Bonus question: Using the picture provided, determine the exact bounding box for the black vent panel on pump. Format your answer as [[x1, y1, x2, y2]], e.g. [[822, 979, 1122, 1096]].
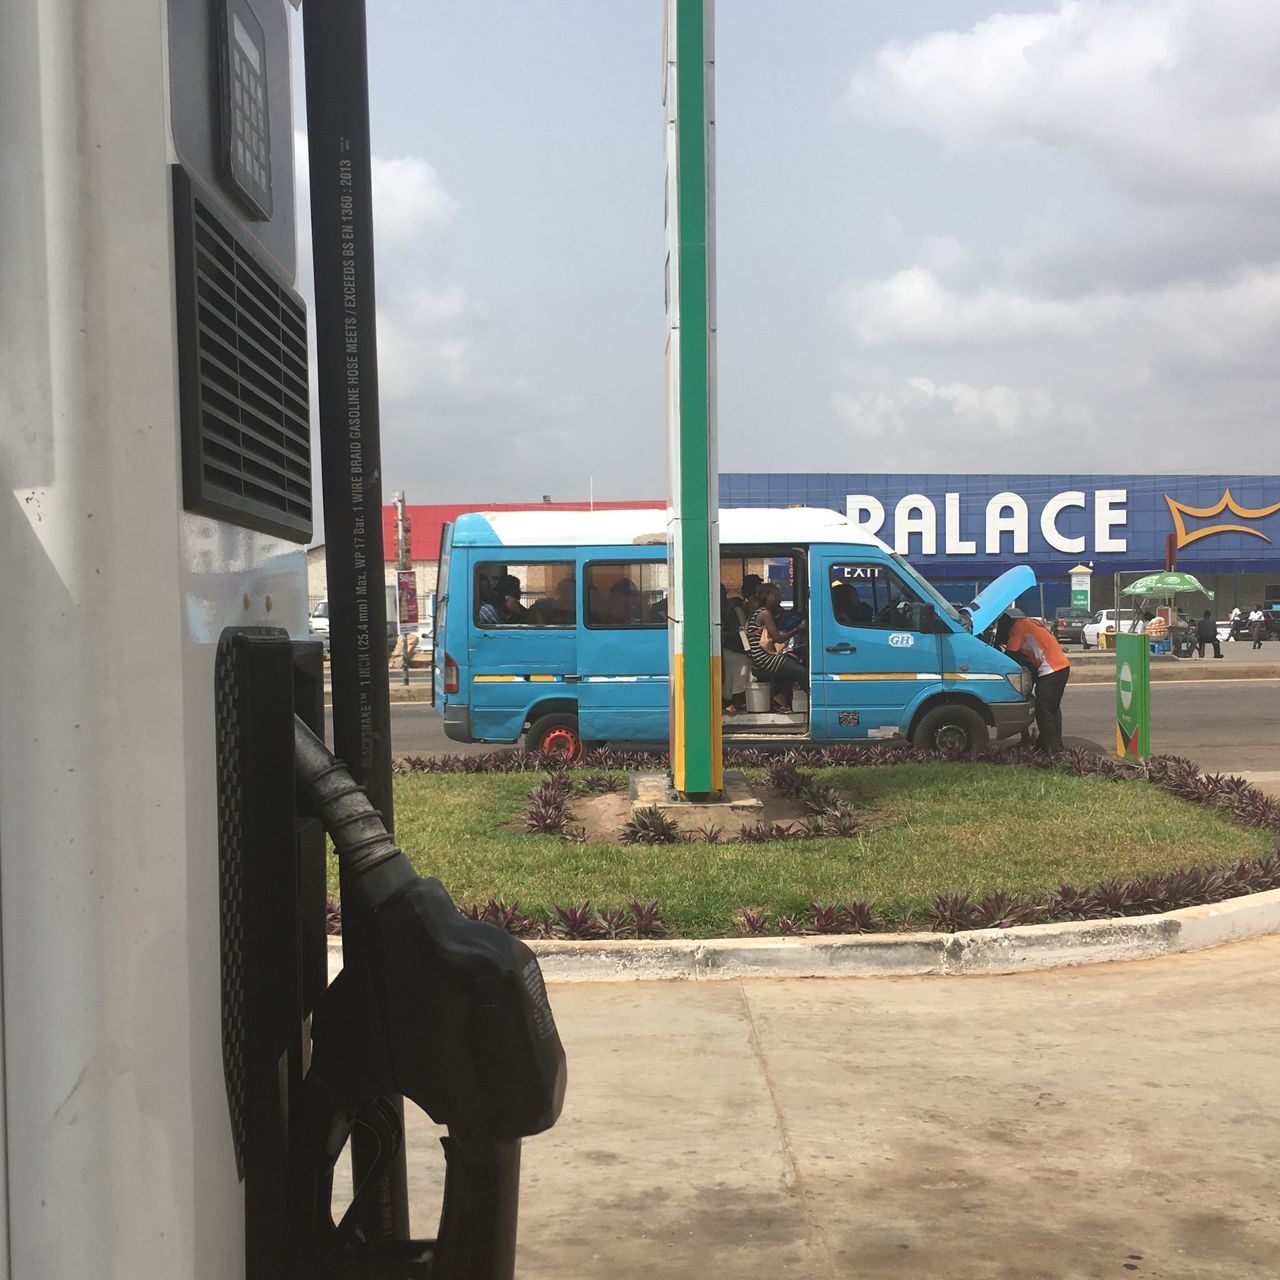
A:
[[172, 165, 311, 543]]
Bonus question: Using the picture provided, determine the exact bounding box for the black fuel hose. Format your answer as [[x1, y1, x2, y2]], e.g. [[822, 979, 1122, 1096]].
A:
[[293, 716, 414, 918]]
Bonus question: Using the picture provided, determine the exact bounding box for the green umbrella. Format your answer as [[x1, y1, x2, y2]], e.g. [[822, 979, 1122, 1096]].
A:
[[1121, 571, 1214, 599]]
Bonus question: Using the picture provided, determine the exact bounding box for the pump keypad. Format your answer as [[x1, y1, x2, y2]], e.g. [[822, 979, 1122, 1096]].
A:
[[221, 1, 273, 220]]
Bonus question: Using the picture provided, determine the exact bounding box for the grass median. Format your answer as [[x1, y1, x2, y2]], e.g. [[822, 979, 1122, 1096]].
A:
[[335, 763, 1273, 938]]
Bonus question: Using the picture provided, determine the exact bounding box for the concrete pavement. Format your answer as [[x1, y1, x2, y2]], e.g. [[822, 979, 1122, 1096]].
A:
[[397, 935, 1280, 1278], [1067, 643, 1280, 684]]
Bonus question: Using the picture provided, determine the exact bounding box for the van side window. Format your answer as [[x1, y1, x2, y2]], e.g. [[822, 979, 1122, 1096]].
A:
[[585, 561, 669, 628], [474, 561, 576, 628], [829, 563, 926, 631]]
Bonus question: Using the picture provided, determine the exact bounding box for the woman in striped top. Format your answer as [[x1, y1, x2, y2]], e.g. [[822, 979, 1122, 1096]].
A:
[[746, 584, 808, 712]]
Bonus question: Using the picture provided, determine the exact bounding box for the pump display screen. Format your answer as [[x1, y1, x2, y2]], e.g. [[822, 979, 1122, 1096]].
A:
[[219, 0, 273, 220]]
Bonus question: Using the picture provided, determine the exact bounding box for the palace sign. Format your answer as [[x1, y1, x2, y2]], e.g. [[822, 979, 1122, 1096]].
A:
[[845, 487, 1128, 558], [719, 475, 1280, 569]]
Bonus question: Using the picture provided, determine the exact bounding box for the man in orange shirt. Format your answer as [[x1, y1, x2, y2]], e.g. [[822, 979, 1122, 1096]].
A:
[[995, 613, 1071, 753]]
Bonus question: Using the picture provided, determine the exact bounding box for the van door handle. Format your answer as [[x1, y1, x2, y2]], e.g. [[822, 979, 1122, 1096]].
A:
[[825, 643, 856, 654], [563, 674, 582, 682]]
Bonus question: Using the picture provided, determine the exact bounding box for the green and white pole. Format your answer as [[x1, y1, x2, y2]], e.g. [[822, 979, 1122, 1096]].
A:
[[663, 0, 722, 797]]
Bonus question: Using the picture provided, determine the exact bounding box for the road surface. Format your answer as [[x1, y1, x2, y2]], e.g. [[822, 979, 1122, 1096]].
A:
[[326, 675, 1280, 773], [396, 935, 1280, 1279]]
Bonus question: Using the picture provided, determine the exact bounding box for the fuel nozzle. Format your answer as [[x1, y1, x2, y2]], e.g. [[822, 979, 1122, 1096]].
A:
[[293, 718, 566, 1276], [293, 714, 566, 1143]]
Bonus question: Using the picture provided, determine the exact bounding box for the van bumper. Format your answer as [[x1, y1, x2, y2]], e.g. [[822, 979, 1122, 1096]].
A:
[[991, 698, 1036, 740], [441, 703, 474, 743]]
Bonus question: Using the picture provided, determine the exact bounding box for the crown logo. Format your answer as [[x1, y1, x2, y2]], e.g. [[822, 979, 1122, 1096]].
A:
[[1165, 489, 1280, 549]]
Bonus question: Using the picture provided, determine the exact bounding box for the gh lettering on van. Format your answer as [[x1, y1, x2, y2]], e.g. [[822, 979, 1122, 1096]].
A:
[[846, 490, 1128, 559]]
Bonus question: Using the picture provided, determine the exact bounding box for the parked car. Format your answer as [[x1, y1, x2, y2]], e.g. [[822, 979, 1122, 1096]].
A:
[[1081, 608, 1146, 649], [308, 600, 330, 636], [1051, 606, 1092, 646], [400, 621, 434, 656]]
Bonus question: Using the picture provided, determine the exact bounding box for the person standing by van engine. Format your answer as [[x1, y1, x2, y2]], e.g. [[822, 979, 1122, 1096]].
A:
[[995, 613, 1071, 753]]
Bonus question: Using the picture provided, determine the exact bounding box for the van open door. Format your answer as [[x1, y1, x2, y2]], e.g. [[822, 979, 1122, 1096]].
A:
[[432, 521, 454, 714], [719, 546, 810, 738]]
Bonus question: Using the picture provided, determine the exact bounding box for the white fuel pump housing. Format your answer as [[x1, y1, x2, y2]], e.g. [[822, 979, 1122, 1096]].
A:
[[0, 0, 307, 1274]]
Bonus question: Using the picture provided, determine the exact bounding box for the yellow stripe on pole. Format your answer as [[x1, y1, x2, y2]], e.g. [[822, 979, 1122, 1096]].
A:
[[709, 656, 723, 792], [672, 651, 687, 790]]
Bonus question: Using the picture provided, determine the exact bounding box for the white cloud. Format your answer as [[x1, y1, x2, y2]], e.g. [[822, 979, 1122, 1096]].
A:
[[837, 266, 1115, 347], [848, 0, 1280, 206], [368, 154, 457, 252], [838, 261, 1280, 364], [826, 2, 1280, 474], [292, 132, 578, 499], [834, 376, 1094, 445]]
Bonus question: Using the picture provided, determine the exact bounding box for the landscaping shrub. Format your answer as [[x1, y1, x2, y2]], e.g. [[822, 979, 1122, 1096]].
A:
[[925, 891, 981, 933], [973, 889, 1038, 929], [626, 897, 667, 939], [735, 907, 769, 935], [808, 902, 842, 934], [766, 760, 815, 798], [524, 779, 569, 834], [553, 901, 602, 940], [842, 900, 882, 934], [482, 898, 535, 937], [594, 907, 631, 939], [620, 805, 681, 845]]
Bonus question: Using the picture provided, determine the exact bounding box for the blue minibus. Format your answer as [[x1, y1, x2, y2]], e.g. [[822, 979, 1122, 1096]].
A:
[[433, 508, 1036, 760]]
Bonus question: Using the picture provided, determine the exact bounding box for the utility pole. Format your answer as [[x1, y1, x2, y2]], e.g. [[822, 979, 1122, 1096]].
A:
[[663, 0, 723, 798], [395, 490, 411, 687]]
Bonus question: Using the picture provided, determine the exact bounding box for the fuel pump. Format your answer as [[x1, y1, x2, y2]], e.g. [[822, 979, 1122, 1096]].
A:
[[1, 0, 565, 1275]]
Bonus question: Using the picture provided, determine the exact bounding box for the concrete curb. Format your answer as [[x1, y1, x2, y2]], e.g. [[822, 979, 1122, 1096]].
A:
[[1070, 663, 1280, 685], [326, 888, 1280, 984]]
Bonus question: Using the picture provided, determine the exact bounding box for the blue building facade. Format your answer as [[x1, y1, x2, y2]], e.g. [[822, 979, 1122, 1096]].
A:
[[719, 474, 1280, 614]]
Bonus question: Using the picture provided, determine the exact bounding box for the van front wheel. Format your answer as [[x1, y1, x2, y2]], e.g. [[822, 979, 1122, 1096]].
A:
[[911, 704, 987, 757], [526, 713, 584, 764]]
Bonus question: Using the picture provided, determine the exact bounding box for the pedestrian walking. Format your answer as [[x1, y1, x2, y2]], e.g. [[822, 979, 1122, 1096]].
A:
[[1228, 605, 1242, 641], [1195, 610, 1222, 658], [1249, 605, 1266, 650], [995, 613, 1071, 754]]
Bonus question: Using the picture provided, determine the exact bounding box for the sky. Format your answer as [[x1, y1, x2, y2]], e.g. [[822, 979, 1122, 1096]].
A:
[[289, 0, 1280, 507]]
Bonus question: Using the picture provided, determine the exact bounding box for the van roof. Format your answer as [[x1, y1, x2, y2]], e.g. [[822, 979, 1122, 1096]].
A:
[[451, 507, 887, 550]]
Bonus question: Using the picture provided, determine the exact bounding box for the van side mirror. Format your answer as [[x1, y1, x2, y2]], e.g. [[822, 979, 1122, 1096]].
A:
[[913, 603, 949, 634]]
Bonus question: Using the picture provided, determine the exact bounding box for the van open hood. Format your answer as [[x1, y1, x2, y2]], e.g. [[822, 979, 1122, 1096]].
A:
[[964, 565, 1037, 635]]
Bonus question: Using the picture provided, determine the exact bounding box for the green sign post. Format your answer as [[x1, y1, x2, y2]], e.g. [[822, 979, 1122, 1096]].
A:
[[1070, 564, 1092, 611], [1115, 632, 1151, 761], [663, 0, 722, 797]]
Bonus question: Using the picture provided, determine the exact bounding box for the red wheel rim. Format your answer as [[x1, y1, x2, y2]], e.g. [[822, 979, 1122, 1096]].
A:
[[539, 726, 582, 762]]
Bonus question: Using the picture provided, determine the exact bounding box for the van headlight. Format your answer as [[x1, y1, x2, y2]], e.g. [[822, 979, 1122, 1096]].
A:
[[1006, 669, 1034, 697]]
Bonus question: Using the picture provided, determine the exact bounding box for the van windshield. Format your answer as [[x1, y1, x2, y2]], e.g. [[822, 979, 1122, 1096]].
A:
[[888, 553, 963, 626]]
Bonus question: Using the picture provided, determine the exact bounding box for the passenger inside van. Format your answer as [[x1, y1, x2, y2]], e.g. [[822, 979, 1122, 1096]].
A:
[[476, 575, 503, 627], [721, 583, 749, 712], [832, 580, 872, 627], [747, 583, 808, 712], [496, 574, 528, 623], [529, 577, 576, 626]]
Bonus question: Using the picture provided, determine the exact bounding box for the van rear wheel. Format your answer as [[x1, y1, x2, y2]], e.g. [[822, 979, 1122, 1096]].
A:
[[526, 713, 584, 764], [911, 704, 987, 757]]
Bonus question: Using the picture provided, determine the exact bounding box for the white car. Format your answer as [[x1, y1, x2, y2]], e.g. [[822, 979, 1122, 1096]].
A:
[[1081, 608, 1146, 649], [308, 600, 330, 636], [400, 622, 434, 656]]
